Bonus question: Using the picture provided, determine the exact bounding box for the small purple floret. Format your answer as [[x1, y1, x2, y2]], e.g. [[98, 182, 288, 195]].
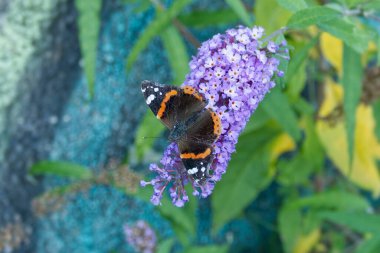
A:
[[124, 220, 157, 253]]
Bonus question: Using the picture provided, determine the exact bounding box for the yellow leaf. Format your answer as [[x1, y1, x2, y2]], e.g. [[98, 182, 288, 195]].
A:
[[316, 79, 380, 196], [320, 32, 343, 75], [369, 41, 377, 52], [293, 229, 320, 253], [269, 133, 296, 176]]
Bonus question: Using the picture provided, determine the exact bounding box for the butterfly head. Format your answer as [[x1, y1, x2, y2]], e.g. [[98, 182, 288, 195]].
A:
[[168, 123, 186, 142]]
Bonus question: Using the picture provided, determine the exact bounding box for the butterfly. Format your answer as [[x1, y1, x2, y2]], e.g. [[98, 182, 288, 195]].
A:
[[141, 80, 221, 185]]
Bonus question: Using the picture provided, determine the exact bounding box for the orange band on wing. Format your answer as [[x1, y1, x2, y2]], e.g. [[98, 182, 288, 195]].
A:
[[210, 110, 222, 136], [157, 90, 178, 119], [180, 148, 211, 159], [183, 85, 203, 101]]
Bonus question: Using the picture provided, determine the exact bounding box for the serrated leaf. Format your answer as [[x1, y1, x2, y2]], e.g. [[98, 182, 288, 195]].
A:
[[185, 245, 229, 253], [342, 44, 362, 169], [318, 18, 373, 53], [75, 0, 102, 98], [161, 25, 189, 84], [276, 0, 308, 12], [30, 161, 93, 180], [287, 6, 341, 29], [126, 0, 191, 70], [262, 86, 301, 141], [225, 0, 252, 27], [212, 127, 280, 232], [320, 211, 380, 234], [157, 238, 175, 253], [178, 9, 239, 28]]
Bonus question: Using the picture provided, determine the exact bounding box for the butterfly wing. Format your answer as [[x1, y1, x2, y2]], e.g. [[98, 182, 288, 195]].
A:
[[142, 80, 221, 184], [178, 109, 222, 184], [141, 81, 206, 129]]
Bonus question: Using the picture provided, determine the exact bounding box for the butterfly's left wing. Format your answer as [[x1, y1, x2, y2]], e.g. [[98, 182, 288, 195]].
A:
[[141, 80, 205, 129], [178, 109, 222, 184]]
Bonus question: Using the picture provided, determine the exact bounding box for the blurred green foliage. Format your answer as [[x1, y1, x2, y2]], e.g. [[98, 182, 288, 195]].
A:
[[33, 0, 380, 252]]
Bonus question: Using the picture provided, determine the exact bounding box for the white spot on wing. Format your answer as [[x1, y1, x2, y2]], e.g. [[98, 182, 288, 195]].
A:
[[146, 94, 155, 105], [188, 167, 198, 175], [201, 167, 206, 172], [154, 88, 159, 92]]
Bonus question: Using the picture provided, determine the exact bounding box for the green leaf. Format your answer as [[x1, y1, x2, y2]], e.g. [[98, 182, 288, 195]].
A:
[[75, 0, 102, 98], [160, 25, 189, 84], [342, 44, 362, 169], [274, 34, 290, 88], [255, 0, 292, 34], [302, 116, 324, 169], [126, 0, 191, 70], [287, 6, 341, 29], [279, 202, 303, 253], [184, 245, 229, 253], [178, 9, 239, 28], [373, 99, 380, 140], [277, 116, 323, 185], [276, 0, 307, 12], [262, 86, 301, 141], [157, 238, 175, 253], [362, 1, 380, 11], [320, 211, 380, 234], [318, 18, 373, 53], [377, 34, 380, 66], [135, 111, 166, 161], [285, 36, 318, 83], [356, 236, 380, 253], [212, 127, 280, 232], [290, 191, 370, 211], [344, 0, 370, 8], [30, 161, 93, 180], [225, 0, 252, 27], [242, 106, 272, 134]]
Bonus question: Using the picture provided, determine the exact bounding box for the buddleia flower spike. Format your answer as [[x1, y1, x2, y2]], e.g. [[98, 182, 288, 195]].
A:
[[141, 25, 288, 207]]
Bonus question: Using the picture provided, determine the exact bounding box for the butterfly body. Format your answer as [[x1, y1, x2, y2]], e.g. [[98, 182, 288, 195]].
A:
[[141, 80, 221, 185]]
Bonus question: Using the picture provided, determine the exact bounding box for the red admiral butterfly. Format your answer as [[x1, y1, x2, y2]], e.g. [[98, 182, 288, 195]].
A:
[[141, 80, 221, 185]]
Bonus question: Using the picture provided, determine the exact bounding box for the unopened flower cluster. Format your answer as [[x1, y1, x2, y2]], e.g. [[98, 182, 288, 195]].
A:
[[142, 26, 287, 207], [124, 220, 157, 253]]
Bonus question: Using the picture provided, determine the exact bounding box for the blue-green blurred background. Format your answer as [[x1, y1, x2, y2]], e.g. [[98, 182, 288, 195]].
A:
[[1, 0, 380, 252]]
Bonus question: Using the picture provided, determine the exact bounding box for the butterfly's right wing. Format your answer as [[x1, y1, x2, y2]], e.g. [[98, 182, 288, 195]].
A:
[[141, 81, 206, 129], [177, 109, 222, 184]]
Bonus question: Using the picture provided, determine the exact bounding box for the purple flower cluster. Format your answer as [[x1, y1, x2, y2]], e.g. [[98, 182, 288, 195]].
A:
[[141, 26, 287, 207], [123, 220, 157, 253]]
